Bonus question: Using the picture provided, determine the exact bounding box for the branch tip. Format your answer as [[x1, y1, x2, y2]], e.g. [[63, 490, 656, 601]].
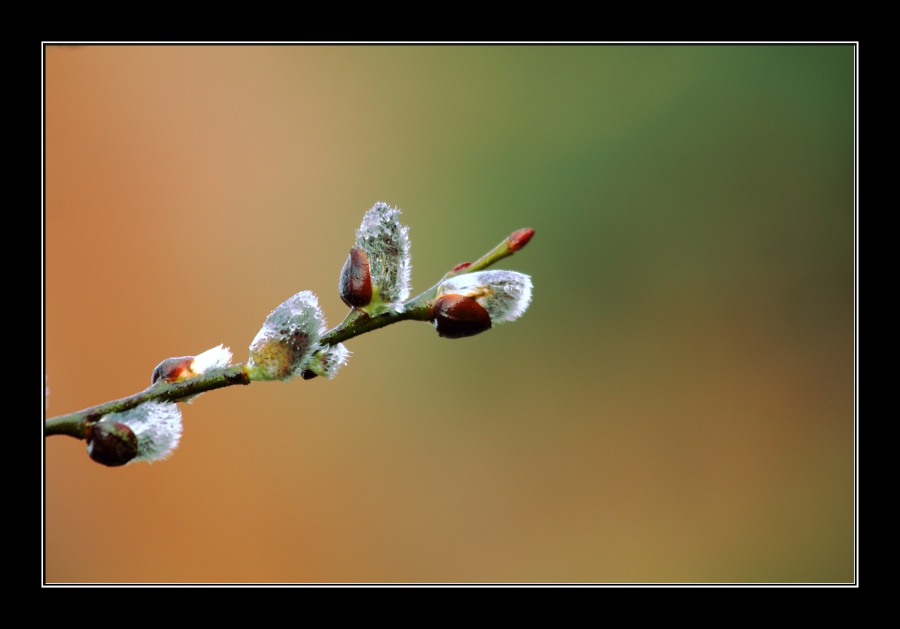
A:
[[507, 228, 534, 252]]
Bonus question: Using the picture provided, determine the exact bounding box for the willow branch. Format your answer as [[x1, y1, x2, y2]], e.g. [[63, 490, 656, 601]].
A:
[[44, 365, 250, 438], [45, 229, 532, 441]]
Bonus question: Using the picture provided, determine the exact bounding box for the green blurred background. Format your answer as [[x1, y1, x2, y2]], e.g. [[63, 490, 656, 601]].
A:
[[44, 45, 854, 583]]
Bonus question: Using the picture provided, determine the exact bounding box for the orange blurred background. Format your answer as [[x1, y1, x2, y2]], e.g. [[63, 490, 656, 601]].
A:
[[45, 45, 854, 583]]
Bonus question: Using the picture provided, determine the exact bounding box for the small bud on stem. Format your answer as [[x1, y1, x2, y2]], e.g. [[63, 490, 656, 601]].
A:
[[507, 228, 535, 252], [86, 422, 139, 467], [305, 344, 351, 379], [444, 228, 534, 278], [151, 357, 194, 384], [151, 345, 233, 384], [339, 247, 373, 308]]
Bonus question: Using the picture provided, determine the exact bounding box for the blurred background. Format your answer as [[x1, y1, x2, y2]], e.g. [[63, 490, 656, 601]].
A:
[[44, 45, 854, 583]]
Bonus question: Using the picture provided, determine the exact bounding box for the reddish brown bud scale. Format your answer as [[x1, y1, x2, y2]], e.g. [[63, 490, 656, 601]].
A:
[[86, 422, 139, 467], [151, 356, 195, 384], [431, 294, 492, 339], [452, 262, 472, 272], [339, 247, 373, 308], [507, 228, 534, 252]]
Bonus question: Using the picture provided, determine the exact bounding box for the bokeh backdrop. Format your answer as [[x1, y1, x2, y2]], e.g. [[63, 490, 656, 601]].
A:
[[44, 45, 854, 583]]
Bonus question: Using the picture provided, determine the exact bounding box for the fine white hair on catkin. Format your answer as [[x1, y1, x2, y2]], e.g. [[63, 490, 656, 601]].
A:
[[313, 343, 351, 379], [101, 402, 183, 463], [248, 291, 327, 381], [437, 270, 533, 323], [190, 344, 233, 374], [355, 202, 411, 313]]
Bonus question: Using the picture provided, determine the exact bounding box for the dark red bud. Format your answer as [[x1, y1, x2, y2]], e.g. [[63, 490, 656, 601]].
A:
[[431, 294, 492, 339], [507, 228, 534, 252], [452, 262, 472, 272], [300, 369, 318, 380], [151, 356, 195, 384], [86, 422, 139, 467], [339, 247, 373, 309]]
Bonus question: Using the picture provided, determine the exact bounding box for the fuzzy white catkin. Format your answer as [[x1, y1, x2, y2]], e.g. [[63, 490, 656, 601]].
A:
[[100, 402, 183, 463], [355, 202, 411, 313], [190, 344, 232, 374], [247, 291, 327, 381], [437, 270, 533, 323], [309, 343, 351, 379]]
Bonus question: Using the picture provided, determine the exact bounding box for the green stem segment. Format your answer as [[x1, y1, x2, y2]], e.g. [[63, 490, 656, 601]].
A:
[[461, 236, 518, 275], [45, 229, 532, 441], [45, 364, 250, 439]]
